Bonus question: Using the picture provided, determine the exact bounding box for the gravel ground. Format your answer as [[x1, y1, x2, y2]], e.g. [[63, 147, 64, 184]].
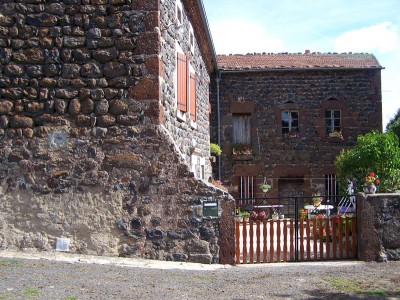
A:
[[1, 250, 400, 300]]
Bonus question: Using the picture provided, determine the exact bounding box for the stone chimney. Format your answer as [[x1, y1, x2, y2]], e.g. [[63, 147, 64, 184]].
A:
[[304, 49, 311, 55]]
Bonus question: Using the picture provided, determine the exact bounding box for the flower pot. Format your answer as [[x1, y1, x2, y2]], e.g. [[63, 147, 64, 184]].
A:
[[364, 184, 377, 194], [313, 198, 322, 207], [272, 215, 279, 221], [279, 214, 284, 219], [235, 215, 243, 222], [262, 188, 269, 193]]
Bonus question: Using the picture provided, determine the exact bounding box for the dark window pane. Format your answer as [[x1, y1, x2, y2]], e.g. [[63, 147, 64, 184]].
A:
[[325, 111, 331, 118]]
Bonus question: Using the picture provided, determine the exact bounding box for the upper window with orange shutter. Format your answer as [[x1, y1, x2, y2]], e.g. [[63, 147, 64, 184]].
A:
[[189, 71, 196, 121], [177, 52, 188, 112]]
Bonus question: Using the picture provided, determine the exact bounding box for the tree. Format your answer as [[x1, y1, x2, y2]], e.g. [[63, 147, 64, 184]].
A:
[[386, 108, 400, 141], [335, 131, 400, 192]]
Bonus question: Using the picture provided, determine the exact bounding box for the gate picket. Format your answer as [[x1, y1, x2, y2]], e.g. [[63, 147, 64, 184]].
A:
[[234, 213, 357, 264], [283, 220, 288, 262]]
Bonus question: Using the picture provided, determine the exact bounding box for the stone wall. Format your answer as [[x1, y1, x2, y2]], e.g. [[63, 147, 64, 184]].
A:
[[0, 0, 235, 264], [210, 69, 382, 197], [160, 0, 213, 181], [357, 193, 400, 261]]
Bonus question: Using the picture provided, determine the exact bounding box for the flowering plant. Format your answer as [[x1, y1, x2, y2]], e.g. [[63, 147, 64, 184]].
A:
[[232, 143, 253, 155], [365, 172, 380, 186], [286, 130, 300, 139], [328, 130, 344, 140], [250, 210, 267, 220]]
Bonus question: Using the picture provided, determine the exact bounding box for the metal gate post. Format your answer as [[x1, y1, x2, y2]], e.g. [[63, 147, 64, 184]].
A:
[[294, 196, 299, 261]]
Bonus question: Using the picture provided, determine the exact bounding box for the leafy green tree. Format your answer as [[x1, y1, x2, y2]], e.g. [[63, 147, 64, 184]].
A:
[[386, 108, 400, 140], [335, 131, 400, 192]]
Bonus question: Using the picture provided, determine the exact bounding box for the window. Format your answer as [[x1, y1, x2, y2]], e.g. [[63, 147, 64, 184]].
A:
[[189, 71, 196, 121], [176, 0, 183, 25], [232, 114, 251, 145], [325, 174, 339, 196], [281, 110, 299, 135], [325, 110, 341, 136], [189, 26, 194, 53], [177, 52, 188, 112], [239, 176, 254, 201]]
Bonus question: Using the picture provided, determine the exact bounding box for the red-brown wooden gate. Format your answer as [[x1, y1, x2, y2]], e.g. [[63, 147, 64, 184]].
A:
[[235, 216, 357, 264]]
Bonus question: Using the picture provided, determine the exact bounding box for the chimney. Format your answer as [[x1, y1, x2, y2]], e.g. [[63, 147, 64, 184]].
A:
[[305, 49, 311, 55]]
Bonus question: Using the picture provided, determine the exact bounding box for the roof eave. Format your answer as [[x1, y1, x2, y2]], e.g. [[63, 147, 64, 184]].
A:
[[219, 66, 385, 73]]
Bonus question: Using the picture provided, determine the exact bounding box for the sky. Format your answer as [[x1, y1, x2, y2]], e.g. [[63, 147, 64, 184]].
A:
[[202, 0, 400, 129]]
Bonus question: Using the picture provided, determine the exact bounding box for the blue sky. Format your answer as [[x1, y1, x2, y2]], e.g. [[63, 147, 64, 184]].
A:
[[202, 0, 400, 129]]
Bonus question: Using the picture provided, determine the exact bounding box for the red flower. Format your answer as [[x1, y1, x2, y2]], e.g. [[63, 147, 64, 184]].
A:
[[370, 173, 375, 177], [376, 179, 380, 184]]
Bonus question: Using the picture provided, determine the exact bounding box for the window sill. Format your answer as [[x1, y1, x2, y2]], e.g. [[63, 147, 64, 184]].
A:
[[232, 154, 253, 161], [321, 136, 345, 142], [177, 110, 187, 122]]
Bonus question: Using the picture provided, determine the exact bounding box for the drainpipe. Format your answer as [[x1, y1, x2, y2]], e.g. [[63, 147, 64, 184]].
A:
[[216, 71, 221, 180]]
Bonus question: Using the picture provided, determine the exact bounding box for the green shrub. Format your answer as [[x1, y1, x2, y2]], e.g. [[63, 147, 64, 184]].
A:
[[210, 143, 222, 156], [335, 131, 400, 192]]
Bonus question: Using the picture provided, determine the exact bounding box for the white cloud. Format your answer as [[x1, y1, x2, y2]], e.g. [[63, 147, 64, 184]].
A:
[[209, 19, 285, 55], [334, 22, 399, 54]]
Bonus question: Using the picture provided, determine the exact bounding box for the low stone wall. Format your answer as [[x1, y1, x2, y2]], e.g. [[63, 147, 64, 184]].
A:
[[357, 193, 400, 261]]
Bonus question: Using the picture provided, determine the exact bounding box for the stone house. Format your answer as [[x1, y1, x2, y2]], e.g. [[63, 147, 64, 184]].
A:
[[210, 52, 383, 210], [0, 0, 235, 264]]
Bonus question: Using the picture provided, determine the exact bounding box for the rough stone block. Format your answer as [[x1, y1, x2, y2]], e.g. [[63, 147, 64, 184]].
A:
[[0, 101, 13, 115], [97, 114, 116, 127], [92, 48, 118, 63], [26, 13, 58, 27], [81, 62, 103, 78], [103, 62, 127, 78], [109, 99, 128, 115], [129, 77, 159, 100], [10, 116, 34, 128]]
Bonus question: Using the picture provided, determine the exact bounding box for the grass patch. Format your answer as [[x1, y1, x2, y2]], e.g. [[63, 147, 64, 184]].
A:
[[64, 297, 78, 300], [323, 277, 388, 296], [0, 294, 14, 300], [0, 259, 22, 267], [24, 288, 39, 297]]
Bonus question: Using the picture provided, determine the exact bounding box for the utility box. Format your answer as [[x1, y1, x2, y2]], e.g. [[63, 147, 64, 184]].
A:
[[203, 201, 219, 217]]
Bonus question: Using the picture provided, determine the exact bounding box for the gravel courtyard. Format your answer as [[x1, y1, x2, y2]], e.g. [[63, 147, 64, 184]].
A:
[[1, 250, 400, 300]]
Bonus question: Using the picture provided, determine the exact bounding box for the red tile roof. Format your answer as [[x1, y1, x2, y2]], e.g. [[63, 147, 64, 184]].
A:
[[217, 52, 382, 70]]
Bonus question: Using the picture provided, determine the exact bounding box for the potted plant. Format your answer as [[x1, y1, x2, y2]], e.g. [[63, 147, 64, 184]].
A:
[[210, 143, 222, 156], [235, 207, 250, 222], [312, 192, 322, 207], [232, 143, 253, 155], [328, 130, 344, 140], [364, 172, 380, 194], [260, 182, 271, 193], [271, 209, 279, 221]]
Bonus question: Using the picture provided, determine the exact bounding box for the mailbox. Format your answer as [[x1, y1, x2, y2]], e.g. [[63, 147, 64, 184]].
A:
[[203, 201, 219, 217]]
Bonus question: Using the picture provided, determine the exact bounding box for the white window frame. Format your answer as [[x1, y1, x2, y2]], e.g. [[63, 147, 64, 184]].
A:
[[325, 110, 341, 135], [189, 24, 195, 54], [281, 110, 299, 135], [176, 0, 183, 25]]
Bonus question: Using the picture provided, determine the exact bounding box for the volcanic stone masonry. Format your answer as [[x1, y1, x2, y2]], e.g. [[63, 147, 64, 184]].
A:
[[0, 0, 235, 264]]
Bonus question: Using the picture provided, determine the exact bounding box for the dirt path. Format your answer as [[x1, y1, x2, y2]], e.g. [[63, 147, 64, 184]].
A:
[[1, 250, 400, 299]]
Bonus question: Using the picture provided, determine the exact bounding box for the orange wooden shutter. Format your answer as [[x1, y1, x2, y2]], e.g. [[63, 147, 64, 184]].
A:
[[177, 53, 188, 112], [190, 72, 196, 121]]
